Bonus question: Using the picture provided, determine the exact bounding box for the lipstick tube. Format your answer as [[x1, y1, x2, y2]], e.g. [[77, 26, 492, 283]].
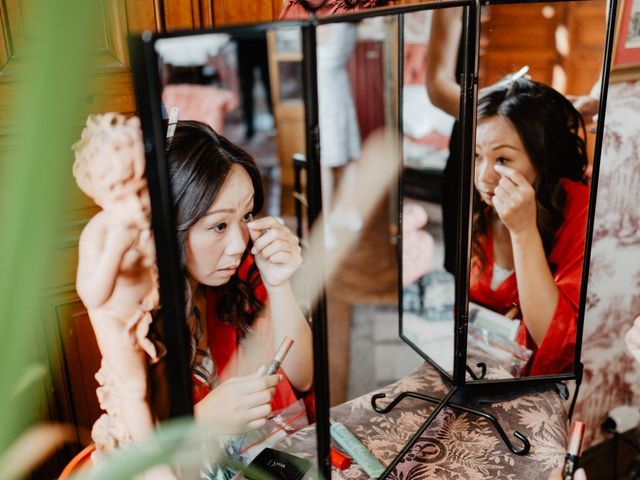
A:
[[264, 337, 294, 376], [563, 421, 586, 480]]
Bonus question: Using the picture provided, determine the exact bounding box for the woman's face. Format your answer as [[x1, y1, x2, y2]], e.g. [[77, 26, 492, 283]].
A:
[[474, 115, 538, 207], [185, 164, 254, 287]]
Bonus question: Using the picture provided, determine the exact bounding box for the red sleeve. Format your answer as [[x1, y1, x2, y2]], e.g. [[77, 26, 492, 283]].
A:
[[521, 180, 589, 375]]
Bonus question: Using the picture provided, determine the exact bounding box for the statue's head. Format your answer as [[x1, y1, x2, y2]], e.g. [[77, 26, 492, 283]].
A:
[[72, 113, 150, 228]]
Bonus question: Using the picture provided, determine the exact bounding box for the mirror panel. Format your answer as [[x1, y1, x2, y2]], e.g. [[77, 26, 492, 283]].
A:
[[322, 5, 471, 406], [318, 12, 428, 407], [147, 26, 321, 474], [399, 8, 463, 377], [156, 28, 305, 219], [466, 0, 608, 380]]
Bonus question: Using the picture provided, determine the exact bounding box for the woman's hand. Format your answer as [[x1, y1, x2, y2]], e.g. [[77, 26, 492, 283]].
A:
[[626, 315, 640, 364], [248, 216, 302, 288], [493, 164, 537, 236], [567, 94, 599, 123], [194, 368, 281, 434]]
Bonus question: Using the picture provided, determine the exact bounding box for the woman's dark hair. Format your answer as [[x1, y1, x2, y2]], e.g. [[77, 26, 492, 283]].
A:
[[166, 120, 265, 331], [472, 78, 588, 272]]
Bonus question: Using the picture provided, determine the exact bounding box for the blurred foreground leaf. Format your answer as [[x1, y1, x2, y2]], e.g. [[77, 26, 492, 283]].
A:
[[78, 418, 196, 480], [0, 0, 99, 468], [0, 424, 73, 479]]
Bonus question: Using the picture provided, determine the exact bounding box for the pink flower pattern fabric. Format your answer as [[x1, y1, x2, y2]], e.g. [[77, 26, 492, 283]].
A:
[[572, 80, 640, 449]]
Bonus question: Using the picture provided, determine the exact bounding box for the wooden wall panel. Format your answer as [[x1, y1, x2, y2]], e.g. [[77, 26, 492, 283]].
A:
[[480, 3, 561, 88], [213, 0, 275, 26], [163, 0, 199, 31], [482, 50, 557, 86], [40, 292, 102, 447], [200, 0, 214, 27], [56, 302, 103, 437], [480, 1, 606, 96], [161, 0, 215, 31], [0, 1, 8, 69], [89, 1, 161, 115], [563, 1, 606, 95]]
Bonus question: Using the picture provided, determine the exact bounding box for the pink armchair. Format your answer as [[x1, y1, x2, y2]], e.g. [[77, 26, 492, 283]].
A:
[[162, 84, 238, 134]]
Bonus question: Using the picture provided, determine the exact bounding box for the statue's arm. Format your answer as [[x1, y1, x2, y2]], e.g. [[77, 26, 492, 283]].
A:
[[76, 216, 135, 308]]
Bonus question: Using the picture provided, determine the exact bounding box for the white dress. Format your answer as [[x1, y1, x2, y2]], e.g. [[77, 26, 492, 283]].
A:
[[317, 23, 361, 167]]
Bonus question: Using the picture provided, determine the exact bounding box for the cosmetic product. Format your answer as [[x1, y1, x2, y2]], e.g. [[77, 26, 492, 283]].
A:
[[245, 447, 310, 480], [264, 337, 294, 376], [330, 447, 352, 470], [563, 421, 586, 480], [329, 419, 385, 478]]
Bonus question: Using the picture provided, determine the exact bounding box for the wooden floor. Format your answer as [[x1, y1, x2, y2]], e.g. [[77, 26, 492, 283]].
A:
[[324, 199, 398, 405]]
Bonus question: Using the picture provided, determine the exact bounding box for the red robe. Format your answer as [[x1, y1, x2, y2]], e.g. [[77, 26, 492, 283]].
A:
[[469, 179, 589, 376], [191, 255, 300, 413]]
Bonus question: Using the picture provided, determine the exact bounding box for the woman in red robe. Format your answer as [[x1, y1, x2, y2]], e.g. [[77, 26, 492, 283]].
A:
[[470, 78, 590, 376], [166, 121, 313, 433]]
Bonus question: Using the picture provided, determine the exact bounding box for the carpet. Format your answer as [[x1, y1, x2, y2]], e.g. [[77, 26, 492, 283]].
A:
[[347, 303, 425, 399]]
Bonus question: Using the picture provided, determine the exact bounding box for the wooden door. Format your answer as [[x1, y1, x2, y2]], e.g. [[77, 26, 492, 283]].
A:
[[267, 29, 306, 191], [0, 0, 216, 476], [480, 3, 561, 88], [214, 0, 282, 25], [562, 1, 606, 96]]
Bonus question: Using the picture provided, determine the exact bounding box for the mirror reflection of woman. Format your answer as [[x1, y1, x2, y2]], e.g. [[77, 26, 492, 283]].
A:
[[166, 121, 313, 434], [470, 78, 590, 376]]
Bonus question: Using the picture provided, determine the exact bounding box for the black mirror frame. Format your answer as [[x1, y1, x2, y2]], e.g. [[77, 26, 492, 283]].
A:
[[461, 0, 620, 388]]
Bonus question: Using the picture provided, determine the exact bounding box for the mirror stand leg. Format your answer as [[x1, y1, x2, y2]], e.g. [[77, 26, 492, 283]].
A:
[[465, 362, 487, 380], [568, 361, 584, 421], [374, 386, 458, 480], [371, 387, 531, 462]]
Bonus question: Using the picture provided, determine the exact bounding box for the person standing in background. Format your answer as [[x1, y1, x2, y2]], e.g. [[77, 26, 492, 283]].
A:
[[234, 32, 274, 141], [425, 8, 463, 274], [316, 22, 363, 246]]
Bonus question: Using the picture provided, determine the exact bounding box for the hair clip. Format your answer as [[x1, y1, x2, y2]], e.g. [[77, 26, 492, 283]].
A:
[[496, 66, 530, 87], [165, 106, 180, 149]]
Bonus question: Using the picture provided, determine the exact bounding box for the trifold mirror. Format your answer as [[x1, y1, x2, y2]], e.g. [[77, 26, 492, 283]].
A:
[[129, 0, 617, 477]]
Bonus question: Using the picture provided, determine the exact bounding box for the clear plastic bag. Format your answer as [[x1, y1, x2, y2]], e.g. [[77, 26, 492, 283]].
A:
[[467, 324, 533, 377], [223, 398, 309, 465]]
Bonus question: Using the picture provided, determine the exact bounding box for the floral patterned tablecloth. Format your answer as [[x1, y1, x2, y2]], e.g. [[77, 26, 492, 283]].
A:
[[279, 362, 568, 480]]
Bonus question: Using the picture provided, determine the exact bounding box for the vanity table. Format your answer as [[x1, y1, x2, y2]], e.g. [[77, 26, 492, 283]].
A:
[[282, 362, 567, 479]]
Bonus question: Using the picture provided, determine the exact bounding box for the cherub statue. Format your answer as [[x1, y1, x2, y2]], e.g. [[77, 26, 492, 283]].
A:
[[73, 113, 161, 464]]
